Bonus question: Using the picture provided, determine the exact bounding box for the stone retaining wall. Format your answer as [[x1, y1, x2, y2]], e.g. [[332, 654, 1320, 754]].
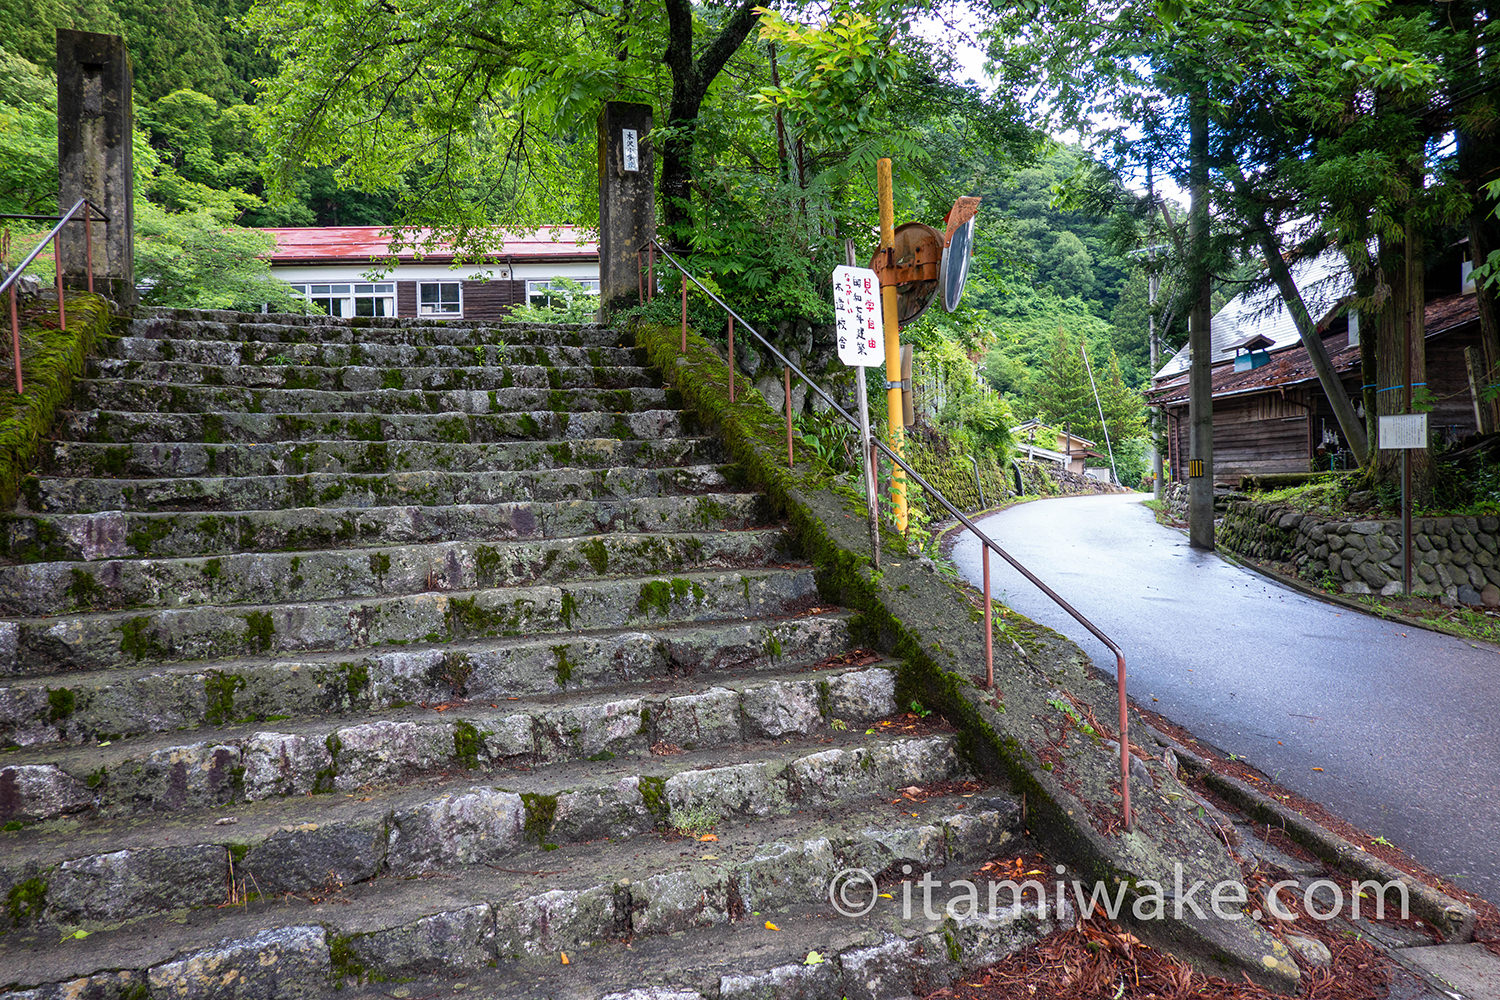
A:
[[1218, 500, 1500, 605]]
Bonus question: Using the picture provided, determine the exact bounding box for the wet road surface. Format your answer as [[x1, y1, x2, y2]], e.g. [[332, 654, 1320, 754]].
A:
[[949, 492, 1500, 906]]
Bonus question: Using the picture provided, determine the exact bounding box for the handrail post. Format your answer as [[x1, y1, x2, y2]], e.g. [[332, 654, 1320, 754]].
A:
[[1118, 654, 1132, 829], [784, 366, 794, 469], [727, 316, 735, 403], [85, 208, 94, 294], [8, 286, 20, 395], [983, 543, 994, 690], [680, 272, 687, 353], [54, 238, 65, 335], [636, 250, 643, 303], [647, 246, 654, 302], [642, 236, 1134, 833]]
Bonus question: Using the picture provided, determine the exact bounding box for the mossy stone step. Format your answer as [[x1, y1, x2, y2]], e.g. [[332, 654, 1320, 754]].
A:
[[21, 463, 732, 515], [4, 494, 765, 563], [0, 662, 899, 822], [110, 334, 642, 369], [0, 733, 975, 927], [87, 359, 659, 392], [127, 316, 625, 348], [0, 529, 792, 615], [73, 380, 677, 417], [336, 879, 1058, 1000], [56, 407, 690, 445], [42, 436, 723, 479], [0, 613, 855, 748], [0, 788, 1030, 994], [4, 566, 820, 674]]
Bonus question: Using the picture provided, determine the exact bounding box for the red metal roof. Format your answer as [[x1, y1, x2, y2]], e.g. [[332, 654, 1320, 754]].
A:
[[261, 226, 598, 265], [1148, 292, 1480, 406]]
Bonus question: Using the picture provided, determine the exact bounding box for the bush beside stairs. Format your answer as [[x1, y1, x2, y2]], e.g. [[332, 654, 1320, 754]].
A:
[[0, 307, 1059, 999]]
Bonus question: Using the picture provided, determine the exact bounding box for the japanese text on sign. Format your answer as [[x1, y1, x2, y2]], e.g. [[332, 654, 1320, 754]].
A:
[[832, 265, 885, 368], [622, 129, 639, 172]]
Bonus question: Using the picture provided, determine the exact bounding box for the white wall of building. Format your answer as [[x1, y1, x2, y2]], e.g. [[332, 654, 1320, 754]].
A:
[[268, 262, 598, 284]]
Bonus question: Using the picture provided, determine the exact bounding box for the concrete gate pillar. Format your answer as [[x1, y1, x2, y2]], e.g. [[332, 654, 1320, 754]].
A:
[[56, 30, 134, 307], [597, 102, 654, 320]]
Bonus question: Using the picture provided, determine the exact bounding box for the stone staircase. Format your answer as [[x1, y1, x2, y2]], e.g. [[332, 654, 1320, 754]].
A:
[[0, 308, 1051, 999]]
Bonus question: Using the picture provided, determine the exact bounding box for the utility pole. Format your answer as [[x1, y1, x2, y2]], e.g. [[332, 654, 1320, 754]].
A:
[[1149, 267, 1163, 498], [1187, 92, 1214, 550], [1146, 159, 1164, 499], [876, 158, 907, 533]]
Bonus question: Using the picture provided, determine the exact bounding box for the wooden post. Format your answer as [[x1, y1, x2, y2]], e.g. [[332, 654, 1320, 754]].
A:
[[1466, 346, 1492, 434]]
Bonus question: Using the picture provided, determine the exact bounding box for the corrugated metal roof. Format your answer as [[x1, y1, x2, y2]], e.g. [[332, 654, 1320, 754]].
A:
[[261, 226, 598, 264], [1154, 249, 1353, 379], [1148, 292, 1480, 405]]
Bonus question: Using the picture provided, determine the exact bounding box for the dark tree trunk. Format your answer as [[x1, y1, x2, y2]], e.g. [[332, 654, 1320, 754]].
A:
[[1455, 3, 1500, 429], [660, 0, 762, 240], [1374, 221, 1430, 500]]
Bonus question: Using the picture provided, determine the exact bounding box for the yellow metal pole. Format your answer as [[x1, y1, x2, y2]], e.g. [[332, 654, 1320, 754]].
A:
[[876, 158, 907, 533]]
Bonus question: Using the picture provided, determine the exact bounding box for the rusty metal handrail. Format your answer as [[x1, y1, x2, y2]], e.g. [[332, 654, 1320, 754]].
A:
[[0, 199, 108, 395], [640, 238, 1133, 830]]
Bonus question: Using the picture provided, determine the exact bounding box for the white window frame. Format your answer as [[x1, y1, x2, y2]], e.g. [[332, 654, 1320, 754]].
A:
[[286, 282, 394, 318], [527, 278, 601, 307], [352, 282, 396, 318], [418, 281, 463, 317]]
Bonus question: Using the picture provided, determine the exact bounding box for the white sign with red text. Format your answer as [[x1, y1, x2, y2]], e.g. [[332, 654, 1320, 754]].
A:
[[833, 266, 885, 367]]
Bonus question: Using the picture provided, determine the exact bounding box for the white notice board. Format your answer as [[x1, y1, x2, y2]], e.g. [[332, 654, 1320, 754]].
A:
[[1378, 413, 1428, 450], [833, 266, 885, 367]]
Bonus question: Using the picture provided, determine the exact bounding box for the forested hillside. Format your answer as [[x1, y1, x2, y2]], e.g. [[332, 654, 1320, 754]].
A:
[[1, 0, 1161, 489]]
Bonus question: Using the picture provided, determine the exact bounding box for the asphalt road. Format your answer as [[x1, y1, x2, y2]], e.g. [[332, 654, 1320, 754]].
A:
[[949, 492, 1500, 907]]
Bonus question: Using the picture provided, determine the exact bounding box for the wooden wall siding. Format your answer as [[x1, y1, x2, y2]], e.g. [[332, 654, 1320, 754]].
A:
[[397, 282, 417, 318], [461, 279, 526, 320], [1425, 326, 1483, 443], [1212, 393, 1311, 482], [1164, 392, 1310, 483]]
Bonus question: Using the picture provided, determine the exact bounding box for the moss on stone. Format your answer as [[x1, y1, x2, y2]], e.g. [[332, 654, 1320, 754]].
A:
[[436, 416, 471, 443], [341, 661, 369, 703], [204, 672, 246, 725], [520, 791, 558, 844], [329, 933, 381, 983], [0, 295, 111, 511], [474, 545, 501, 584], [98, 445, 131, 475], [637, 774, 669, 827], [242, 610, 275, 654], [452, 720, 483, 769], [119, 616, 167, 661], [125, 517, 173, 556], [5, 876, 47, 928], [636, 580, 673, 617], [580, 538, 609, 575], [45, 686, 75, 723], [558, 589, 578, 629], [550, 644, 575, 688]]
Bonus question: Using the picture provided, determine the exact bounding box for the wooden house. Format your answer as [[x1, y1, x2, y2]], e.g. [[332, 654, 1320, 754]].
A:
[[1011, 419, 1101, 476], [1149, 290, 1484, 485]]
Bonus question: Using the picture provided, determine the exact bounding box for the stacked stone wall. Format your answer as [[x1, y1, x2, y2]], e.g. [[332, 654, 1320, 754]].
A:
[[1218, 501, 1500, 605]]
